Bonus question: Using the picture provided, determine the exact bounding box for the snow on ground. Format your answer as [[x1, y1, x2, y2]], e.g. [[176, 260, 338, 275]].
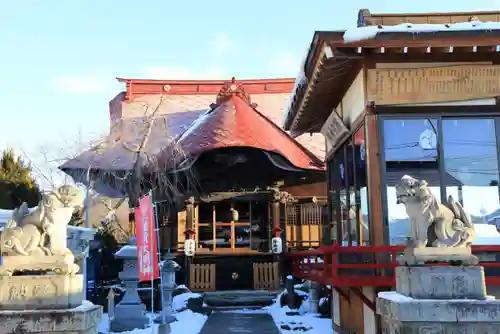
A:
[[257, 291, 336, 334], [98, 310, 208, 334], [172, 292, 202, 312], [265, 302, 335, 334]]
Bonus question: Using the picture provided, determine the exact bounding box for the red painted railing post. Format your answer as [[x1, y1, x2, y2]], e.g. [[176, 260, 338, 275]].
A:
[[331, 244, 337, 286]]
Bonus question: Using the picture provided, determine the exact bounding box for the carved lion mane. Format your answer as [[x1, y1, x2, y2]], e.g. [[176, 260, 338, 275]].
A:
[[395, 175, 475, 248]]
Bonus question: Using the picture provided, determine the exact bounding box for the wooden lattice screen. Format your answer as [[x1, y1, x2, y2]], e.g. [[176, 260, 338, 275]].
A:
[[189, 264, 216, 292], [156, 202, 177, 251], [253, 262, 280, 290], [285, 203, 325, 250]]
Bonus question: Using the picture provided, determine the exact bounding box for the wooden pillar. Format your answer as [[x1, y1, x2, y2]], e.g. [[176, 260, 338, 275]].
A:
[[272, 200, 281, 238], [365, 111, 387, 333], [365, 112, 384, 247], [184, 197, 196, 287]]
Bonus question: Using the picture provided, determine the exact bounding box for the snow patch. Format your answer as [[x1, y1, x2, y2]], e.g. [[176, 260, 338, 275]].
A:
[[265, 293, 336, 334], [172, 292, 202, 312], [98, 310, 207, 334], [344, 21, 500, 43], [378, 291, 496, 302], [114, 245, 137, 257], [295, 289, 309, 297]]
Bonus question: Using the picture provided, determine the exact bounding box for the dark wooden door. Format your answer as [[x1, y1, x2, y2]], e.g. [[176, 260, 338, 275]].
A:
[[215, 256, 254, 290]]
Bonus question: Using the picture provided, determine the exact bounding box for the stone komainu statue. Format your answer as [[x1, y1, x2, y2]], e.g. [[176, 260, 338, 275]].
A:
[[395, 175, 475, 248], [1, 184, 85, 257]]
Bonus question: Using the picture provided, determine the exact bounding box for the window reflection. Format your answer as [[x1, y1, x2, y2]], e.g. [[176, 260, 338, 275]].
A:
[[383, 119, 441, 245], [355, 126, 370, 245], [327, 125, 369, 245], [443, 119, 500, 226]]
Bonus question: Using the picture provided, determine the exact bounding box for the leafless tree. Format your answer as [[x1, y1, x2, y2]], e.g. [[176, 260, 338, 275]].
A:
[[23, 97, 197, 242]]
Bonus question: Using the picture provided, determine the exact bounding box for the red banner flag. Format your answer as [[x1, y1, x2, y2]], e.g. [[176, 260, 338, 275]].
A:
[[135, 194, 159, 281]]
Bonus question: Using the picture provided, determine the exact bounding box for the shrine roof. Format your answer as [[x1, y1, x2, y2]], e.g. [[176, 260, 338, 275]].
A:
[[284, 9, 500, 135], [59, 78, 325, 196], [157, 78, 324, 172]]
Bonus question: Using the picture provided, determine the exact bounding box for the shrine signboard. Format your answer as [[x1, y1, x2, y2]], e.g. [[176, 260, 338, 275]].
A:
[[321, 109, 349, 158], [367, 65, 500, 105]]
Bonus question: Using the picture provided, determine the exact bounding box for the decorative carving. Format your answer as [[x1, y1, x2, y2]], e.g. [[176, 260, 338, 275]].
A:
[[267, 185, 295, 204], [210, 77, 255, 108], [185, 196, 195, 206], [395, 175, 475, 248]]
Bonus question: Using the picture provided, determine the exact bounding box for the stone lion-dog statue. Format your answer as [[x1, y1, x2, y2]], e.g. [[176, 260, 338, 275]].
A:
[[1, 184, 85, 257], [395, 175, 475, 248]]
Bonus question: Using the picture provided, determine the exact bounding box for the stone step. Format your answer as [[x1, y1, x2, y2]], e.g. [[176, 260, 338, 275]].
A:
[[208, 305, 266, 311], [199, 312, 279, 334], [203, 290, 278, 307]]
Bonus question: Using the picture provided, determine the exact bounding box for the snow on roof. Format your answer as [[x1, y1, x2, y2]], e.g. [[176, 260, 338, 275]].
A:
[[344, 21, 500, 43]]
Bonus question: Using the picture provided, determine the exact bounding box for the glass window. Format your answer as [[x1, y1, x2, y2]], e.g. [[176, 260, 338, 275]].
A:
[[326, 124, 370, 246], [233, 201, 251, 249], [336, 147, 348, 244], [354, 126, 370, 245], [328, 157, 341, 243], [383, 119, 441, 245], [344, 141, 357, 245], [443, 119, 500, 225], [197, 203, 214, 249]]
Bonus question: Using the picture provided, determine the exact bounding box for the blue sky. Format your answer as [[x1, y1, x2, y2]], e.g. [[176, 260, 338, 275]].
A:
[[0, 0, 499, 184]]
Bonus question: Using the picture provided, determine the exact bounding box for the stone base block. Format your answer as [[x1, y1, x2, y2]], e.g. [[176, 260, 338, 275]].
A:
[[399, 246, 478, 265], [0, 274, 84, 310], [0, 301, 102, 334], [110, 304, 149, 332], [377, 292, 500, 334], [0, 254, 79, 276], [396, 266, 487, 300]]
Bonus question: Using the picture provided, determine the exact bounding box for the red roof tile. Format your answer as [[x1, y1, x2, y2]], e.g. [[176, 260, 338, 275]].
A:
[[165, 79, 324, 171]]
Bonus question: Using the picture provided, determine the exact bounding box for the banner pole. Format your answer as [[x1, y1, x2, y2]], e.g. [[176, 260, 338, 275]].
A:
[[148, 191, 155, 325], [153, 200, 165, 324]]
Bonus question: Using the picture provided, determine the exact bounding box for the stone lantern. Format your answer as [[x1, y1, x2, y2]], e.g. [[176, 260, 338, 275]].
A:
[[155, 253, 179, 327], [66, 226, 97, 295], [110, 239, 149, 332]]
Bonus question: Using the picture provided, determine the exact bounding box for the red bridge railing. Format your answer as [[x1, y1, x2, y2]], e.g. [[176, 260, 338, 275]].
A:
[[287, 244, 500, 287]]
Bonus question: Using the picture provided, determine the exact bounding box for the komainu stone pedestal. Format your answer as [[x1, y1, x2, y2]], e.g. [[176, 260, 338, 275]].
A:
[[0, 301, 102, 334], [0, 274, 84, 310], [377, 266, 500, 333], [396, 266, 487, 300]]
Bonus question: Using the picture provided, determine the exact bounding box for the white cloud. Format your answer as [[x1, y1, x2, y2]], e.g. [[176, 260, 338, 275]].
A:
[[267, 52, 302, 78], [140, 66, 227, 80], [210, 32, 235, 56], [52, 73, 116, 94]]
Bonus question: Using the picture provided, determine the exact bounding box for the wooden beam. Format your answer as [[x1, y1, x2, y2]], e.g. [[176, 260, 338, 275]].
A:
[[350, 287, 376, 312]]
